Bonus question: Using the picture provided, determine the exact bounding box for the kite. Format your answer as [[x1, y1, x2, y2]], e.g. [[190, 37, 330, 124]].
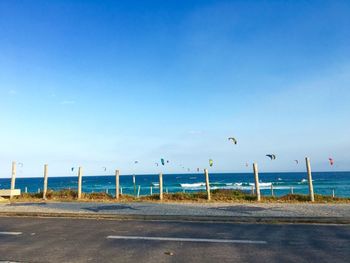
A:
[[266, 154, 276, 160], [329, 158, 334, 166], [228, 137, 237, 145], [197, 168, 200, 172], [71, 167, 75, 172], [102, 167, 107, 171], [155, 162, 159, 167], [294, 160, 299, 164], [209, 159, 214, 167], [18, 162, 23, 168], [161, 158, 165, 166]]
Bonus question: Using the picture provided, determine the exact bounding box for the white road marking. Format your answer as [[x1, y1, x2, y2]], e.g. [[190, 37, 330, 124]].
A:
[[107, 235, 267, 244], [0, 232, 22, 236]]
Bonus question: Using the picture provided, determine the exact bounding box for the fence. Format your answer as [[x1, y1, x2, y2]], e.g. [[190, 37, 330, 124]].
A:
[[2, 158, 342, 201]]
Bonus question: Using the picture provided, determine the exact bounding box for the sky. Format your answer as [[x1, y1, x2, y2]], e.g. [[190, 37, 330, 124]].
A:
[[0, 0, 350, 177]]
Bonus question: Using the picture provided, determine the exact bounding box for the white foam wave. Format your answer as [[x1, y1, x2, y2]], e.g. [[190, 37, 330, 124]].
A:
[[224, 182, 244, 186], [180, 182, 206, 188], [211, 185, 305, 191], [299, 179, 314, 184], [249, 182, 272, 188]]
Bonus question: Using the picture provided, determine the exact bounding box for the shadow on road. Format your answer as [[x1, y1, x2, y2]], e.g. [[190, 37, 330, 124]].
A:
[[8, 202, 47, 207], [83, 204, 137, 212], [209, 205, 269, 215]]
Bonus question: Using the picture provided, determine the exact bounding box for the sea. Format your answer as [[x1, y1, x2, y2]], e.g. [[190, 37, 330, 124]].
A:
[[1, 172, 349, 198]]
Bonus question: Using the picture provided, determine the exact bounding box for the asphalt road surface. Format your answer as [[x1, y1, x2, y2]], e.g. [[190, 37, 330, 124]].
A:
[[0, 217, 349, 263]]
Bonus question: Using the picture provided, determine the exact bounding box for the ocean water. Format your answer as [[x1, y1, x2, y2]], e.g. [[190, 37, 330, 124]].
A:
[[0, 172, 349, 198]]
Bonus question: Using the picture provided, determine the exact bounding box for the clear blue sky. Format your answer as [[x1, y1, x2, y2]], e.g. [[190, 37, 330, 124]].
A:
[[0, 0, 349, 177]]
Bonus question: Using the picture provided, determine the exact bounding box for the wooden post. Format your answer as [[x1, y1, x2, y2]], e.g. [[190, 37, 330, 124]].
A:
[[120, 187, 123, 195], [150, 186, 153, 195], [78, 166, 83, 199], [137, 185, 141, 198], [204, 169, 211, 201], [251, 185, 254, 195], [271, 184, 274, 197], [305, 157, 314, 202], [43, 164, 48, 200], [253, 163, 261, 202], [133, 175, 136, 196], [10, 161, 16, 199], [115, 170, 120, 200], [159, 173, 163, 200]]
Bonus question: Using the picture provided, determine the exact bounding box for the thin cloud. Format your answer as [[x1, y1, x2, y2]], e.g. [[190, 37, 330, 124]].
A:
[[8, 89, 17, 95], [188, 130, 203, 135], [60, 100, 76, 105]]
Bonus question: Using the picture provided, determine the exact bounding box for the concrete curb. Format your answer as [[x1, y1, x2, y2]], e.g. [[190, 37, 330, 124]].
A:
[[0, 211, 349, 224]]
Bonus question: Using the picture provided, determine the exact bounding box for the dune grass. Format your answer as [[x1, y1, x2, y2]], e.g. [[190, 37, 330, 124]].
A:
[[11, 189, 350, 203], [141, 190, 350, 203]]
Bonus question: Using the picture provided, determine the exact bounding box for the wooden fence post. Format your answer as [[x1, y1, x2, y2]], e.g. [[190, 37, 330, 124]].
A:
[[78, 166, 83, 199], [115, 170, 120, 200], [253, 163, 261, 202], [159, 173, 163, 200], [43, 164, 48, 200], [10, 161, 16, 199], [204, 169, 211, 201], [271, 184, 274, 197], [305, 157, 315, 202], [133, 175, 136, 196]]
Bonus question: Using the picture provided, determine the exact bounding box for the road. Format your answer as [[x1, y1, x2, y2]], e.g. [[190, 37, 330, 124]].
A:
[[0, 217, 349, 263]]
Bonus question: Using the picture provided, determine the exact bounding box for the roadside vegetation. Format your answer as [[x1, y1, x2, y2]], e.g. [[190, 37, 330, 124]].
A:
[[10, 189, 350, 203]]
